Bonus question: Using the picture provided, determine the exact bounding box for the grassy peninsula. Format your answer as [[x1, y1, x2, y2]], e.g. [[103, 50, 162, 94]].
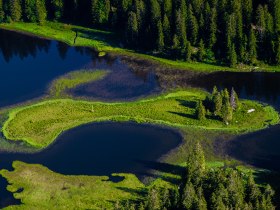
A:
[[2, 89, 278, 149]]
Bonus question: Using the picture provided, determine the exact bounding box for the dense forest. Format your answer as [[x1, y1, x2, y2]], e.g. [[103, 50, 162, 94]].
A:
[[116, 143, 275, 210], [0, 0, 279, 66]]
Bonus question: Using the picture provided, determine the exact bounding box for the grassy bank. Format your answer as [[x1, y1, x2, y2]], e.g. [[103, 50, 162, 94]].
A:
[[0, 161, 147, 209], [1, 22, 279, 72], [49, 69, 108, 97], [2, 89, 278, 149]]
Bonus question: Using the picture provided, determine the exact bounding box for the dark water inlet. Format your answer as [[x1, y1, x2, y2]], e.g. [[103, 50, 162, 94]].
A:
[[0, 29, 160, 107], [0, 122, 182, 208]]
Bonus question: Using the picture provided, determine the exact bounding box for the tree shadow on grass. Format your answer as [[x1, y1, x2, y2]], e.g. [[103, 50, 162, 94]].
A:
[[176, 99, 197, 109], [72, 28, 120, 48], [169, 111, 196, 119]]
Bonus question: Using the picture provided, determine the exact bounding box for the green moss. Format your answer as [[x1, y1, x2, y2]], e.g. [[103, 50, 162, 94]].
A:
[[49, 69, 108, 97], [2, 89, 278, 149], [1, 22, 279, 73], [0, 161, 145, 210]]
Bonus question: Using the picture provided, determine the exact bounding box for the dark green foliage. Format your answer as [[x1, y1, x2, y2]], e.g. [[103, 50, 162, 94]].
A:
[[185, 41, 192, 61], [197, 39, 205, 61], [51, 0, 63, 21], [10, 0, 22, 21], [126, 11, 138, 46], [118, 144, 276, 209], [196, 101, 206, 120], [91, 0, 110, 25], [230, 87, 240, 110], [0, 0, 4, 22], [35, 0, 47, 25], [0, 0, 279, 66], [24, 0, 37, 22]]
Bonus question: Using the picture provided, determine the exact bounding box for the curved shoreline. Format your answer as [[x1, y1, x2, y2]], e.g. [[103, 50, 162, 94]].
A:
[[1, 22, 279, 73]]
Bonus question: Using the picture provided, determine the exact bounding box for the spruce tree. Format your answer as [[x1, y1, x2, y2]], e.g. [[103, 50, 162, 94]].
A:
[[197, 39, 205, 61], [0, 0, 4, 22], [35, 0, 47, 25], [126, 11, 138, 46], [272, 0, 280, 33], [156, 20, 164, 51], [208, 8, 217, 48], [185, 40, 192, 61], [51, 0, 63, 21], [248, 28, 257, 64], [187, 4, 198, 45], [10, 0, 22, 22], [229, 44, 237, 67], [230, 87, 240, 110], [213, 92, 222, 116], [24, 0, 36, 22], [162, 14, 170, 46], [92, 0, 110, 25], [196, 101, 206, 120], [276, 38, 280, 65]]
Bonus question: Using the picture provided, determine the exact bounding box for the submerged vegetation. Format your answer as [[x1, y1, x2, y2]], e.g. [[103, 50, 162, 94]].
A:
[[2, 89, 278, 148], [49, 69, 108, 97]]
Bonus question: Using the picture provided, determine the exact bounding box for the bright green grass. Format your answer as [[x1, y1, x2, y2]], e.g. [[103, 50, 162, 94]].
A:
[[0, 161, 146, 209], [49, 69, 108, 97], [1, 22, 279, 72], [2, 90, 279, 149]]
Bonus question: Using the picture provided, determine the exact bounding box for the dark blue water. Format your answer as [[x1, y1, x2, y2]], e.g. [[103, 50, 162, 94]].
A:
[[0, 29, 160, 107], [0, 122, 182, 208]]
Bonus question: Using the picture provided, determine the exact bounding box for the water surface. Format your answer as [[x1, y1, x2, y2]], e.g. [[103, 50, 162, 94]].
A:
[[0, 29, 160, 106]]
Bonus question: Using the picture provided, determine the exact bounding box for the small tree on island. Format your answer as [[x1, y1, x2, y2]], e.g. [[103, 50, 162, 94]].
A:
[[221, 100, 233, 124], [196, 101, 206, 120], [230, 87, 240, 110], [212, 86, 222, 115]]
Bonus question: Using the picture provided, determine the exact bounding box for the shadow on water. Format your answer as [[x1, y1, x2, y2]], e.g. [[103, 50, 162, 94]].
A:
[[0, 29, 161, 107], [0, 122, 182, 208]]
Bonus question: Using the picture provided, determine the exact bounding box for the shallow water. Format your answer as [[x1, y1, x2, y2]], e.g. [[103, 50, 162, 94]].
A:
[[0, 122, 182, 208], [0, 29, 160, 107]]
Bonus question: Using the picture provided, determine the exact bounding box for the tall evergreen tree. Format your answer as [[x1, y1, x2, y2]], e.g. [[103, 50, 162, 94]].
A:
[[197, 39, 205, 61], [91, 0, 110, 25], [162, 14, 171, 45], [229, 44, 237, 67], [185, 40, 192, 61], [196, 100, 206, 120], [0, 0, 4, 22], [126, 11, 138, 46], [24, 0, 36, 22], [208, 8, 217, 48], [10, 0, 22, 22], [248, 27, 257, 64], [187, 4, 198, 45], [35, 0, 47, 25], [156, 19, 164, 51], [51, 0, 63, 21]]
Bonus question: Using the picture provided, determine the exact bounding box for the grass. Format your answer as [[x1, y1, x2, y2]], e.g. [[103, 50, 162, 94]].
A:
[[49, 69, 108, 97], [2, 89, 278, 149], [0, 161, 146, 209], [1, 21, 279, 73]]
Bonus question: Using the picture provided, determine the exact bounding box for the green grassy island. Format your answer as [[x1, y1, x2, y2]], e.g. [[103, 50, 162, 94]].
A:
[[2, 88, 278, 149]]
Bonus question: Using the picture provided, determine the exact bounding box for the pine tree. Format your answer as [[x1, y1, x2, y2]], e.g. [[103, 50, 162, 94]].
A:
[[196, 101, 206, 120], [185, 40, 192, 61], [230, 87, 240, 110], [35, 0, 47, 25], [229, 44, 237, 67], [272, 0, 280, 33], [51, 0, 63, 21], [213, 92, 222, 116], [175, 9, 187, 53], [92, 0, 110, 25], [187, 4, 198, 45], [248, 28, 257, 64], [24, 0, 36, 22], [147, 187, 161, 210], [10, 0, 22, 22], [126, 11, 138, 46], [162, 14, 171, 46], [0, 0, 5, 22], [276, 38, 280, 65], [208, 8, 217, 48], [182, 182, 197, 209], [163, 0, 172, 18], [156, 20, 164, 51], [197, 39, 205, 61]]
